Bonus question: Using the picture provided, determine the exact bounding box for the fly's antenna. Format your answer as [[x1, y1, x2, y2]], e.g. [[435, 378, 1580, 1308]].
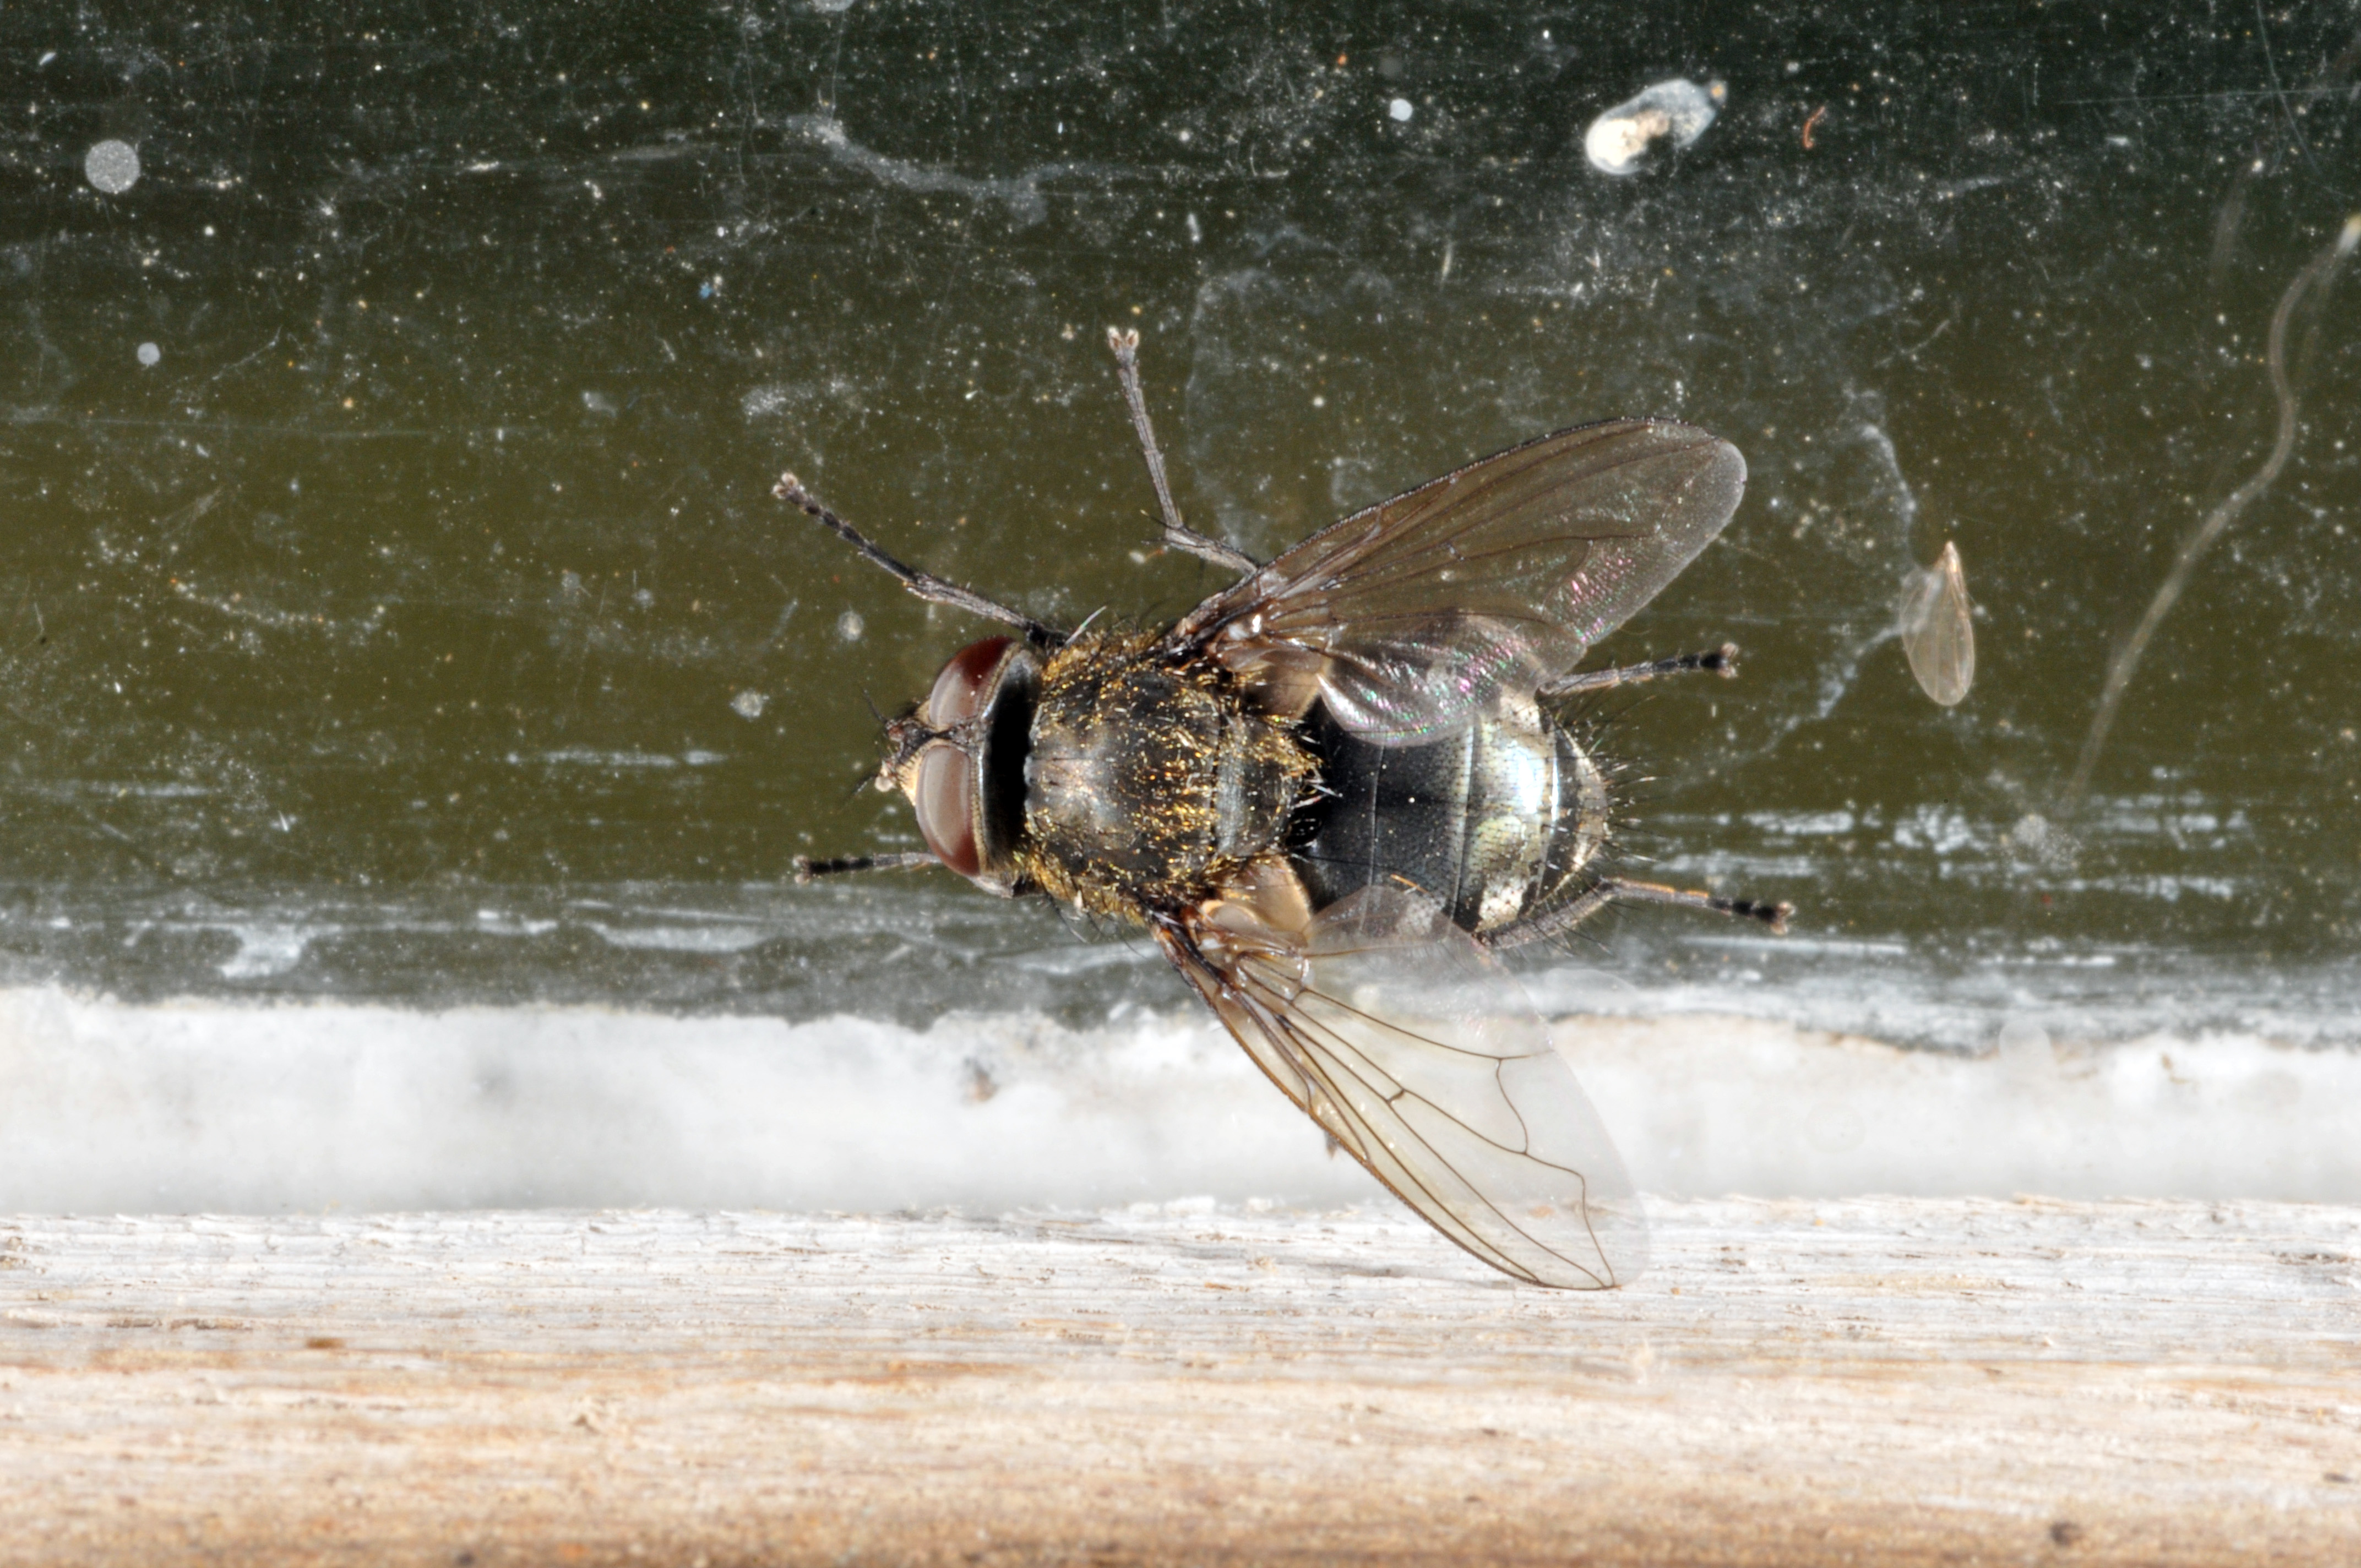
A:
[[774, 473, 1066, 647], [793, 851, 939, 884], [1103, 329, 1260, 575]]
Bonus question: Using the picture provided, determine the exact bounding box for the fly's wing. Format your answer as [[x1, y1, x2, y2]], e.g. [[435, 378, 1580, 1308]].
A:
[[1173, 420, 1743, 743], [1160, 882, 1647, 1289], [1898, 540, 1975, 707]]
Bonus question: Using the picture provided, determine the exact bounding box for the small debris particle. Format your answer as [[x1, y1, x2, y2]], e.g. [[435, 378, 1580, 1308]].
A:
[[1585, 79, 1724, 176], [964, 1059, 998, 1103], [84, 139, 140, 193]]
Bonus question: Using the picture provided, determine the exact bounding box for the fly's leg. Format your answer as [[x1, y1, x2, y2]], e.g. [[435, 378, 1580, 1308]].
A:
[[794, 851, 939, 884], [774, 474, 1065, 648], [1105, 328, 1260, 575], [1488, 876, 1791, 948], [1541, 644, 1739, 697], [1597, 878, 1791, 934]]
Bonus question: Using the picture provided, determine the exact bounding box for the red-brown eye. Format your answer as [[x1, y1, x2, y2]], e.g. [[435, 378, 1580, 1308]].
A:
[[923, 636, 1015, 728], [911, 741, 980, 878]]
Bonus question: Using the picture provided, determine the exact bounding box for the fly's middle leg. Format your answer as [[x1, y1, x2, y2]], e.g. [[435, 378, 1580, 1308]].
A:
[[1105, 328, 1260, 576]]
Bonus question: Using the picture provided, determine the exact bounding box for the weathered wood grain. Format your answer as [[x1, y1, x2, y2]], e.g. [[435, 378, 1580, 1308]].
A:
[[4, 1197, 2358, 1565]]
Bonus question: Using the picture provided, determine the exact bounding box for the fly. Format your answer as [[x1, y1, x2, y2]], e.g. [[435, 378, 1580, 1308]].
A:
[[784, 330, 1790, 1289]]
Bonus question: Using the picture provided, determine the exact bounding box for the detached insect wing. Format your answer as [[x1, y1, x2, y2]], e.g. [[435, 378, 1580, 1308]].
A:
[[785, 335, 1786, 1289]]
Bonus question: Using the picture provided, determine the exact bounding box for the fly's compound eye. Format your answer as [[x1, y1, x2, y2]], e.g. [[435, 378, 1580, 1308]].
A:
[[902, 635, 1038, 891], [923, 635, 1016, 729], [911, 740, 981, 878]]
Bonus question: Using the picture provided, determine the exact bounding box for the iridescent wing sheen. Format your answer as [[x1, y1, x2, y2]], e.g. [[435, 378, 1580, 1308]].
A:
[[1159, 882, 1647, 1289], [1172, 419, 1744, 743]]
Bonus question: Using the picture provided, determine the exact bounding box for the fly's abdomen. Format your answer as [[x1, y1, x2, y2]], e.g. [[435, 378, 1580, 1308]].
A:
[[1292, 700, 1608, 935]]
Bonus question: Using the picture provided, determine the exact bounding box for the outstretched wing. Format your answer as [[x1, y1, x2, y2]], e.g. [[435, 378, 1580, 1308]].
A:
[[1159, 879, 1647, 1289], [1172, 419, 1744, 743]]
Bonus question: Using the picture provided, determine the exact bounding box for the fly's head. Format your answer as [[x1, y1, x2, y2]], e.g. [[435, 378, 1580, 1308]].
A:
[[880, 635, 1041, 895]]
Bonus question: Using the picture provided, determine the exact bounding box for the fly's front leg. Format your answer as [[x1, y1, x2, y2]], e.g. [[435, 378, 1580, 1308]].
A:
[[1542, 644, 1739, 697], [1105, 328, 1259, 576], [774, 473, 1065, 648], [1488, 876, 1792, 948], [793, 851, 940, 884]]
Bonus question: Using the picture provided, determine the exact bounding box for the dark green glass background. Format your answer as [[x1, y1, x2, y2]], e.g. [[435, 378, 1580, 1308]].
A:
[[1, 2, 2356, 1042]]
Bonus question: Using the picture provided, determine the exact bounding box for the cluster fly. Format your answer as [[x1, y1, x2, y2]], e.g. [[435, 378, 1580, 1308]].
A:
[[784, 331, 1789, 1289]]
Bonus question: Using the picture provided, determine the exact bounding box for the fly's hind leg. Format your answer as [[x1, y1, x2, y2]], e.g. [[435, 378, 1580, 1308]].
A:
[[774, 474, 1065, 647], [1105, 328, 1259, 576], [1542, 644, 1740, 697], [1488, 877, 1792, 949]]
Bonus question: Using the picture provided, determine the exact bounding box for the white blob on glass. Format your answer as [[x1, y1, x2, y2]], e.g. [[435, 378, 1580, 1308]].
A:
[[1995, 1017, 2050, 1060], [1388, 97, 1414, 123], [2007, 812, 2075, 869], [1994, 1017, 2057, 1085], [135, 341, 161, 367], [730, 690, 768, 720], [1583, 78, 1724, 176], [1898, 540, 1974, 706], [84, 139, 141, 194], [835, 609, 865, 643]]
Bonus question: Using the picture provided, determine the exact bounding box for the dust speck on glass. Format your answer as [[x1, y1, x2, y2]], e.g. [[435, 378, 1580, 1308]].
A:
[[1583, 76, 1724, 176], [1, 3, 2357, 1047], [81, 138, 139, 194]]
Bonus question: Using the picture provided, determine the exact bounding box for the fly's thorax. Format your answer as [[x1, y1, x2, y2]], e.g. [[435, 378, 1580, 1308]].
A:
[[1016, 631, 1313, 914]]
